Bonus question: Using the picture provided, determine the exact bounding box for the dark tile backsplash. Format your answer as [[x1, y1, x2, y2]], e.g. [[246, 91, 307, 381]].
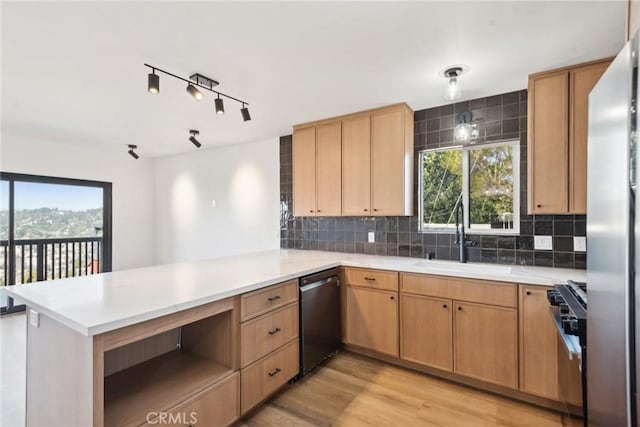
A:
[[280, 90, 586, 269]]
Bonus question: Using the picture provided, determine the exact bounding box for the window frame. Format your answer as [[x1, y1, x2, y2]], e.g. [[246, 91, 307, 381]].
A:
[[419, 139, 520, 236]]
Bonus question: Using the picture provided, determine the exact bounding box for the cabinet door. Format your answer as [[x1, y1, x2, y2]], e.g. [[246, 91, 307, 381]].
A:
[[528, 71, 569, 214], [292, 127, 317, 216], [569, 61, 610, 213], [400, 294, 452, 371], [454, 301, 517, 388], [316, 121, 342, 216], [345, 286, 398, 357], [342, 115, 371, 215], [519, 286, 559, 400], [371, 108, 406, 215]]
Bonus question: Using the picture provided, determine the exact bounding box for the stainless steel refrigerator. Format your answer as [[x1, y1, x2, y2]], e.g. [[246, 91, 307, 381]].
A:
[[587, 32, 637, 426]]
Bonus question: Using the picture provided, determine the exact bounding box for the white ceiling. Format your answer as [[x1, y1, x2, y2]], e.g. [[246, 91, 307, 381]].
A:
[[1, 1, 627, 157]]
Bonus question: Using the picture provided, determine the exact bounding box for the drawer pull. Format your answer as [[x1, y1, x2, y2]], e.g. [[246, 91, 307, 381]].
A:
[[268, 327, 282, 335], [458, 306, 463, 311], [268, 368, 281, 377], [267, 295, 281, 302], [442, 304, 447, 308], [364, 277, 376, 281]]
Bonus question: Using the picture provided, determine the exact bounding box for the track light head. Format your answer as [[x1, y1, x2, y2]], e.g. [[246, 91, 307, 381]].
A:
[[127, 144, 139, 159], [241, 104, 251, 122], [147, 71, 159, 94], [189, 130, 201, 148], [215, 96, 225, 115], [186, 83, 203, 101]]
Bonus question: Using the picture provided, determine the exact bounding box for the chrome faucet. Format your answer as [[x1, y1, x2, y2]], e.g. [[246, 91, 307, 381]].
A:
[[454, 200, 476, 263]]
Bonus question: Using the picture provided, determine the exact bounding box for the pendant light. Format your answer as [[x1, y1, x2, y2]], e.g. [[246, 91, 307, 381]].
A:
[[443, 67, 463, 101], [147, 69, 159, 94], [215, 95, 225, 115], [186, 83, 203, 101], [241, 103, 251, 122]]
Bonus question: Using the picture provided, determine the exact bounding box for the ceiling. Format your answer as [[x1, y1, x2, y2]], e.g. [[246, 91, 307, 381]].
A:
[[1, 1, 627, 157]]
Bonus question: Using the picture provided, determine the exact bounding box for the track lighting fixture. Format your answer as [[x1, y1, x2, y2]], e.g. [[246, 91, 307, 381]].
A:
[[189, 130, 202, 148], [144, 64, 249, 121], [241, 103, 251, 122], [148, 69, 159, 94], [215, 95, 225, 115], [128, 145, 139, 159], [186, 84, 203, 101]]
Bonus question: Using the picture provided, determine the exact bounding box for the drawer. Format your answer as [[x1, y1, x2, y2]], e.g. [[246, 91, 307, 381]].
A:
[[241, 302, 299, 367], [400, 273, 517, 308], [144, 372, 239, 427], [241, 339, 299, 414], [241, 279, 298, 322], [343, 267, 398, 291]]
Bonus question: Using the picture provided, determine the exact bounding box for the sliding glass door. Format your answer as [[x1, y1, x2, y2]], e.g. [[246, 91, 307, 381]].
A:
[[0, 173, 112, 314]]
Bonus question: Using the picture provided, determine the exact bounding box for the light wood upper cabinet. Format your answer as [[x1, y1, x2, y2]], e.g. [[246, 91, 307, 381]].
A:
[[316, 122, 342, 216], [528, 71, 569, 214], [344, 286, 398, 357], [453, 301, 518, 388], [342, 115, 372, 215], [293, 103, 413, 217], [519, 286, 559, 400], [400, 294, 453, 371], [292, 121, 342, 217], [569, 61, 610, 213], [292, 127, 317, 216], [371, 106, 413, 216], [528, 58, 611, 215]]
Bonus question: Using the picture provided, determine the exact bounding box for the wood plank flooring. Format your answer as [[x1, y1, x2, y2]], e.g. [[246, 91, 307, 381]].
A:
[[239, 351, 581, 427]]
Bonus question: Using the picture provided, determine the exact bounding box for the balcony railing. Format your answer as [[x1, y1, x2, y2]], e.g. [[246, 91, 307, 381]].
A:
[[0, 237, 103, 286]]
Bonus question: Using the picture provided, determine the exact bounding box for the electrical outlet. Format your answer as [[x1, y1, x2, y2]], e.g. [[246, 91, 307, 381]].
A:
[[534, 235, 553, 251], [574, 236, 587, 252], [368, 231, 375, 243], [29, 309, 40, 328]]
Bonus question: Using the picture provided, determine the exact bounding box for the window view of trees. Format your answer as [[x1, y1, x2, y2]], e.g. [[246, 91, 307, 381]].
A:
[[421, 141, 518, 233], [422, 149, 462, 229], [469, 145, 515, 230]]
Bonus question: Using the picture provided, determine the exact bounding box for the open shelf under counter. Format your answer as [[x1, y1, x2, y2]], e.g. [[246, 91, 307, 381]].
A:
[[104, 349, 235, 427]]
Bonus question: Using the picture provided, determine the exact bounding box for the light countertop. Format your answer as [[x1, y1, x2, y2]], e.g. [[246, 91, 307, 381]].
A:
[[5, 250, 586, 336]]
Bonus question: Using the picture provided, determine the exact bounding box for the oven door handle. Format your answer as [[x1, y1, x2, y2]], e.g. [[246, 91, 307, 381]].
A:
[[550, 308, 583, 360]]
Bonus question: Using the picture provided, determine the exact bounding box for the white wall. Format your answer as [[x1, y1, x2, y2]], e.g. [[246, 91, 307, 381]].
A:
[[0, 133, 156, 271], [154, 137, 280, 264]]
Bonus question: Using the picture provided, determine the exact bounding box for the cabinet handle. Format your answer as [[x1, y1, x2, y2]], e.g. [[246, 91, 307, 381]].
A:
[[526, 291, 531, 295], [268, 295, 281, 302], [364, 277, 376, 281], [309, 210, 314, 213], [373, 209, 378, 212], [458, 306, 462, 311], [536, 204, 542, 208], [442, 304, 447, 308], [268, 327, 281, 335], [268, 368, 282, 377], [317, 210, 322, 213], [364, 208, 369, 212], [390, 295, 395, 300]]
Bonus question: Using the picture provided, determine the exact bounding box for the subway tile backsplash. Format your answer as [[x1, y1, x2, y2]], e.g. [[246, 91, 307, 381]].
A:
[[280, 90, 586, 269]]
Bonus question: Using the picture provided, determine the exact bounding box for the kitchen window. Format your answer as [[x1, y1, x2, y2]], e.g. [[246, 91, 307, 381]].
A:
[[419, 140, 520, 235]]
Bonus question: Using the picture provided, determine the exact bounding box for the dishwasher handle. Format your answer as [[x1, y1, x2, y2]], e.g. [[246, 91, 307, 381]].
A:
[[300, 276, 339, 292]]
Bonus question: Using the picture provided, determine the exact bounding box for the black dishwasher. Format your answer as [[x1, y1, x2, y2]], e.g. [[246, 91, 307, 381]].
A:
[[298, 268, 342, 377]]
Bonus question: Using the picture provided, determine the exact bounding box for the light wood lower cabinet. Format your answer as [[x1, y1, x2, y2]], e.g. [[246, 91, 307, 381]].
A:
[[453, 301, 518, 388], [241, 339, 300, 413], [344, 285, 398, 357], [400, 294, 453, 371], [519, 286, 559, 400], [240, 302, 299, 367], [143, 372, 240, 427]]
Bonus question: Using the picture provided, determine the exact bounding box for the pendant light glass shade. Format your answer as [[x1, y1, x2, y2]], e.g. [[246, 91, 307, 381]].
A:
[[445, 77, 462, 101], [148, 72, 159, 94]]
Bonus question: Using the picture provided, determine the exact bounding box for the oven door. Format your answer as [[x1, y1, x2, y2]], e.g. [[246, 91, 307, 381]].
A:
[[551, 309, 585, 425]]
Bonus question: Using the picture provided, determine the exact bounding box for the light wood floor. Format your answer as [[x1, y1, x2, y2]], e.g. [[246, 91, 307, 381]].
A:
[[239, 351, 580, 427]]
